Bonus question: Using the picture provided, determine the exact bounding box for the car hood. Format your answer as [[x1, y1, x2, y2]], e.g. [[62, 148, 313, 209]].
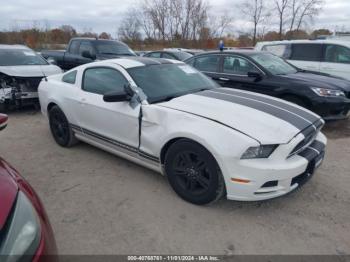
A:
[[159, 88, 323, 144], [0, 65, 62, 77], [280, 72, 350, 92], [0, 158, 18, 231]]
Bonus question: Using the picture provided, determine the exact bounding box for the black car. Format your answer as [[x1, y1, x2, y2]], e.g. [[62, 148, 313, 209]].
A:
[[144, 50, 193, 61], [185, 51, 350, 120], [41, 38, 136, 71]]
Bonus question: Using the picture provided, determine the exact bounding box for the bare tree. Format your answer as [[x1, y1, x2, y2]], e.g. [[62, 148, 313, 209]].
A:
[[275, 0, 289, 40], [239, 0, 268, 45], [295, 0, 324, 31], [209, 11, 234, 38], [118, 8, 142, 42]]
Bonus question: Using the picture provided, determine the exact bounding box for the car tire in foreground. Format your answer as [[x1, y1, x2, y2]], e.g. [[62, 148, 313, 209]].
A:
[[165, 139, 225, 205], [49, 105, 78, 147]]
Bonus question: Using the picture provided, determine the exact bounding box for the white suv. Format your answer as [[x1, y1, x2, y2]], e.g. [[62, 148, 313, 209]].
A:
[[255, 40, 350, 80]]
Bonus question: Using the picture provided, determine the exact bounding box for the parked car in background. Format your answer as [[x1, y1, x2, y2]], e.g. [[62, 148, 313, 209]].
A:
[[39, 57, 326, 204], [255, 40, 350, 80], [41, 37, 136, 71], [0, 114, 58, 261], [164, 48, 204, 56], [143, 50, 193, 61], [134, 51, 149, 56], [0, 45, 62, 112], [185, 50, 350, 120]]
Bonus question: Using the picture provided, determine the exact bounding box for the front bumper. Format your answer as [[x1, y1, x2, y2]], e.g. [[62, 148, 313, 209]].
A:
[[312, 96, 350, 120], [222, 132, 327, 201]]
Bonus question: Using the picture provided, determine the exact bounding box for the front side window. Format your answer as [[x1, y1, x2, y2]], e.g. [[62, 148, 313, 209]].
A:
[[62, 71, 77, 84], [194, 55, 220, 72], [290, 44, 323, 61], [0, 49, 48, 66], [250, 53, 297, 75], [127, 64, 218, 103], [325, 45, 350, 64], [223, 56, 259, 75], [83, 67, 128, 95]]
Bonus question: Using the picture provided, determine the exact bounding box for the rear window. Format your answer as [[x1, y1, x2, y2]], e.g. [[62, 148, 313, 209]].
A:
[[290, 44, 323, 62], [62, 71, 77, 84], [262, 44, 291, 58], [94, 41, 135, 56], [194, 55, 220, 72]]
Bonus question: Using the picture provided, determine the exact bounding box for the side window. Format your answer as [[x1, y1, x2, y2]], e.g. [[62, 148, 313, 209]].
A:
[[62, 70, 77, 84], [223, 56, 259, 75], [186, 58, 195, 67], [262, 44, 291, 58], [69, 40, 80, 54], [325, 45, 350, 64], [79, 42, 95, 56], [162, 53, 176, 59], [147, 52, 161, 58], [194, 55, 220, 72], [83, 67, 128, 95], [290, 44, 323, 61]]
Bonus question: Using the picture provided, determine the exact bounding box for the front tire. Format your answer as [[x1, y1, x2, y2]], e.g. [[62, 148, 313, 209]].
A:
[[165, 139, 225, 205], [49, 106, 78, 147]]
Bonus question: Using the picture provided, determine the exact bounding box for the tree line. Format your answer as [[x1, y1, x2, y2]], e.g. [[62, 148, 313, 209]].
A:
[[0, 0, 341, 50]]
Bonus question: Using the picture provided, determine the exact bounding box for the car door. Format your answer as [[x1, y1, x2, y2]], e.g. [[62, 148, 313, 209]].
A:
[[217, 55, 276, 95], [320, 44, 350, 80], [288, 43, 322, 72], [64, 40, 82, 70], [77, 41, 96, 66], [76, 66, 140, 150], [192, 54, 222, 81]]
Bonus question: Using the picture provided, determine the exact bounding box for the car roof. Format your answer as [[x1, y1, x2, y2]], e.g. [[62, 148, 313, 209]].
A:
[[88, 56, 184, 69], [256, 39, 350, 48], [192, 50, 265, 57], [0, 44, 31, 50]]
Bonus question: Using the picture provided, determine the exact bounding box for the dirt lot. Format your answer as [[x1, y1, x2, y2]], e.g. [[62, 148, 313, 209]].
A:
[[0, 109, 349, 255]]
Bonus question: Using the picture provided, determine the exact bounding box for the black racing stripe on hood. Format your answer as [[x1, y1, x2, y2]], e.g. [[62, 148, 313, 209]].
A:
[[215, 88, 320, 124], [196, 90, 312, 131]]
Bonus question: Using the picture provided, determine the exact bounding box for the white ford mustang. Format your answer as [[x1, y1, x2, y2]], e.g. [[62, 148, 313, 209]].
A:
[[38, 57, 327, 205]]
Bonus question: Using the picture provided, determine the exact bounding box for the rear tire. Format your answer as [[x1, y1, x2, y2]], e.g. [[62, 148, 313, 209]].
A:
[[49, 106, 78, 147], [165, 139, 225, 205]]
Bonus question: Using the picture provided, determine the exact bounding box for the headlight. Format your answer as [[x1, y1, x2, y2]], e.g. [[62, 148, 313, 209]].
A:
[[241, 145, 278, 159], [0, 191, 41, 261], [311, 87, 345, 97]]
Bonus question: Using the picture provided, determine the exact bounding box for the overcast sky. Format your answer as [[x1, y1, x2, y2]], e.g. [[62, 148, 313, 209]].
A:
[[0, 0, 349, 36]]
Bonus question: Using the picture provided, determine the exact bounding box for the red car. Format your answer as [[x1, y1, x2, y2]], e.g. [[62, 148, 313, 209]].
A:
[[0, 114, 58, 262]]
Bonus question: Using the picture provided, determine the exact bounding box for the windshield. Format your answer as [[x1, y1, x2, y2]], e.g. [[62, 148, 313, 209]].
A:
[[0, 49, 48, 66], [94, 41, 136, 56], [250, 53, 297, 75], [127, 64, 218, 103]]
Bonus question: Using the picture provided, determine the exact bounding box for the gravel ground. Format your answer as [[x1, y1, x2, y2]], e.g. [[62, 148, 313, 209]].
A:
[[0, 109, 349, 255]]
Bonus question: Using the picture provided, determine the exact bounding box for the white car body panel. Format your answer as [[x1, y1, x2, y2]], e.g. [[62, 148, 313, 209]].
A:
[[39, 58, 327, 201], [255, 40, 350, 80]]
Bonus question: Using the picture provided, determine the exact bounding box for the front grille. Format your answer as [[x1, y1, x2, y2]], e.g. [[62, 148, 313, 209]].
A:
[[289, 132, 316, 157]]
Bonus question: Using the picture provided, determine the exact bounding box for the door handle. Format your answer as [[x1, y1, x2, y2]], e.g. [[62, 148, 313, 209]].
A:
[[218, 77, 230, 81]]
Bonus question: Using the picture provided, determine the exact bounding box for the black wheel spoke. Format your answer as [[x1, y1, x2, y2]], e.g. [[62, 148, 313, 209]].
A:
[[197, 175, 210, 189]]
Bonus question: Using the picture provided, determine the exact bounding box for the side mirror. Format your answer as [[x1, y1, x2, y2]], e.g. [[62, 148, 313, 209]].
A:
[[103, 90, 131, 103], [82, 50, 96, 60], [248, 71, 263, 81], [0, 114, 8, 131], [47, 57, 57, 65]]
